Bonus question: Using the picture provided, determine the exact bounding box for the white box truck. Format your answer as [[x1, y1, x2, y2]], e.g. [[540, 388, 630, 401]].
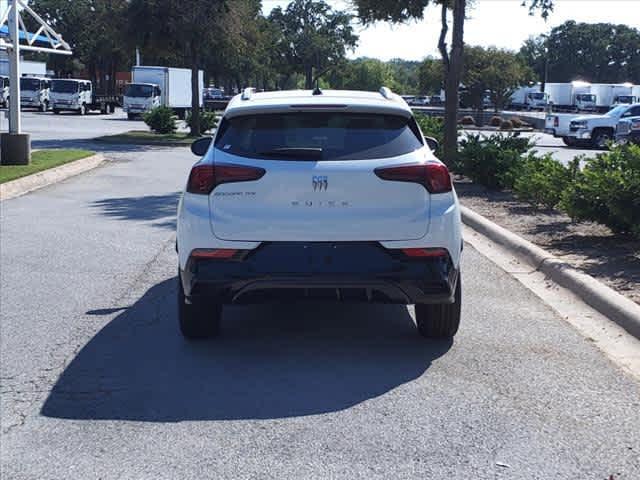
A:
[[50, 79, 119, 115], [123, 66, 203, 119], [20, 76, 50, 112], [591, 83, 635, 111], [546, 81, 597, 112], [509, 85, 549, 110]]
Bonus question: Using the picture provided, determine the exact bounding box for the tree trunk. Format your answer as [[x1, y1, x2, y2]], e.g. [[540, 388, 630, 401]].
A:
[[305, 66, 313, 89], [190, 48, 200, 137], [440, 0, 466, 166]]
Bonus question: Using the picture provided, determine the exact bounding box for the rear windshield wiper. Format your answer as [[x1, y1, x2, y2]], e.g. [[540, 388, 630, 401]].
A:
[[258, 147, 323, 159]]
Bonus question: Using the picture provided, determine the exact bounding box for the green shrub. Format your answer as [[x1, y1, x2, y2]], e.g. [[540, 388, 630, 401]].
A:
[[142, 106, 176, 134], [560, 144, 640, 237], [415, 114, 445, 157], [456, 133, 532, 188], [500, 119, 513, 130], [186, 110, 218, 133], [459, 115, 475, 126], [513, 154, 579, 209], [489, 116, 502, 127]]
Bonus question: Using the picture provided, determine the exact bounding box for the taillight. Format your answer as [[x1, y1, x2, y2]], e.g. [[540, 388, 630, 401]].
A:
[[187, 163, 265, 194], [554, 117, 559, 127], [374, 163, 452, 194]]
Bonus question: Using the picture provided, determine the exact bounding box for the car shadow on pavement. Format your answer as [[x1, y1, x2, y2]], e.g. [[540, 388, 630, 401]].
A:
[[90, 192, 181, 230], [41, 278, 452, 422]]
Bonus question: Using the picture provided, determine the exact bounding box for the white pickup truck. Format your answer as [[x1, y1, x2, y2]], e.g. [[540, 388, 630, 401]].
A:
[[546, 103, 640, 148]]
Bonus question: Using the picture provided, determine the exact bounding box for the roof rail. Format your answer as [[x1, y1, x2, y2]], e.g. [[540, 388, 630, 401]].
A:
[[379, 86, 393, 100], [241, 87, 253, 101]]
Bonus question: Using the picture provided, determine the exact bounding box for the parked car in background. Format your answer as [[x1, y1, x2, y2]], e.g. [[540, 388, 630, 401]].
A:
[[410, 96, 430, 106], [204, 87, 224, 100], [20, 76, 50, 112], [565, 103, 640, 148], [176, 87, 462, 340], [430, 95, 443, 106], [616, 115, 640, 145], [544, 113, 579, 146]]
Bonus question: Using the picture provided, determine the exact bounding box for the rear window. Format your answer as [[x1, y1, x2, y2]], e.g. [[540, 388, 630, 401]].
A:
[[214, 112, 423, 160]]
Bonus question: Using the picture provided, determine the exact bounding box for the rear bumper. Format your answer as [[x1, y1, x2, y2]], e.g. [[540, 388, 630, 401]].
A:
[[180, 242, 459, 305]]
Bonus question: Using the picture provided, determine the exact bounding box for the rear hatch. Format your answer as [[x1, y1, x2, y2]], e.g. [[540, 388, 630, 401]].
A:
[[208, 111, 431, 242]]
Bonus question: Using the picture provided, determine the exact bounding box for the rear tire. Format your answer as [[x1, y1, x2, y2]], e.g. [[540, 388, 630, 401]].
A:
[[178, 276, 221, 339], [127, 113, 135, 120], [562, 136, 576, 147], [591, 129, 612, 149], [415, 276, 461, 339]]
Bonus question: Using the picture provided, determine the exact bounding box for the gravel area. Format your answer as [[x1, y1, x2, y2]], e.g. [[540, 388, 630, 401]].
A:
[[456, 179, 640, 306]]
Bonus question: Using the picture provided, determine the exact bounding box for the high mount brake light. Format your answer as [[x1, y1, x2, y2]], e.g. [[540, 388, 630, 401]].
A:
[[374, 163, 452, 194], [187, 164, 265, 194]]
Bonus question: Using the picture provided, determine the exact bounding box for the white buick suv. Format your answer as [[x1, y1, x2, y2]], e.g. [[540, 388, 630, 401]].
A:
[[176, 88, 462, 339]]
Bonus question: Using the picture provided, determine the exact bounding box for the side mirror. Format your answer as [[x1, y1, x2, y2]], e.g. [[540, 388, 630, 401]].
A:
[[191, 137, 212, 156], [425, 136, 439, 152]]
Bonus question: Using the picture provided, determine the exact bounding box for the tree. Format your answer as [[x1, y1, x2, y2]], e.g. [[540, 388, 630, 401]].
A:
[[520, 21, 640, 84], [353, 0, 553, 165], [269, 0, 358, 89], [462, 46, 533, 112], [29, 0, 130, 92], [328, 58, 397, 91], [128, 0, 232, 136], [418, 57, 444, 95]]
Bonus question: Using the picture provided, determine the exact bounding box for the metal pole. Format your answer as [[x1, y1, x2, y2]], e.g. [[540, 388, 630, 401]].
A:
[[8, 0, 20, 134]]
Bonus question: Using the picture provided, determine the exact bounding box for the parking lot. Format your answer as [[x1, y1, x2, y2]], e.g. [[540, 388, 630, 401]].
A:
[[1, 111, 639, 479]]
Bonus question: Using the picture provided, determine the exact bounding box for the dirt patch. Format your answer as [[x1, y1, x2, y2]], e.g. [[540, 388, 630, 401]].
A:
[[455, 179, 640, 306]]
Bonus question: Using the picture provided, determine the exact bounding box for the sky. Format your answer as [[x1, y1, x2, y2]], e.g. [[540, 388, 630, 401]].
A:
[[262, 0, 640, 61]]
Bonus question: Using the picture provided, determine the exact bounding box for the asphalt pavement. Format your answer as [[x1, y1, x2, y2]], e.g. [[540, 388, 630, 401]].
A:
[[1, 113, 639, 479]]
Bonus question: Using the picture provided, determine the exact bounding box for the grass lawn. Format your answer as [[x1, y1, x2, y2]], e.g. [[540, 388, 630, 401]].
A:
[[0, 149, 95, 184], [95, 130, 201, 145]]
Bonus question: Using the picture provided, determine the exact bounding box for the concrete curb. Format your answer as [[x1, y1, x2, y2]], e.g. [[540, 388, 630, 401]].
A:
[[93, 138, 193, 147], [0, 153, 104, 201], [461, 205, 640, 339]]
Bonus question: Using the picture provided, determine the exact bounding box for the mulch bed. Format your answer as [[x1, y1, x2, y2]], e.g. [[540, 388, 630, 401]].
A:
[[455, 178, 640, 306]]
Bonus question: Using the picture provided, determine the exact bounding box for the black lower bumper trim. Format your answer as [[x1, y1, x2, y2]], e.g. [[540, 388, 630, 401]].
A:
[[181, 242, 458, 305]]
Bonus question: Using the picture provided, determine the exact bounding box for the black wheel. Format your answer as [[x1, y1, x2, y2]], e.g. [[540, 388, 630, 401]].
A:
[[562, 136, 576, 147], [591, 129, 612, 149], [53, 108, 60, 114], [127, 113, 135, 120], [415, 275, 462, 339], [178, 276, 221, 339]]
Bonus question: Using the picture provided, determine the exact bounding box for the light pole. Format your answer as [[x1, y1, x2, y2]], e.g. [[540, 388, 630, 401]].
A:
[[1, 0, 28, 164], [0, 0, 72, 165]]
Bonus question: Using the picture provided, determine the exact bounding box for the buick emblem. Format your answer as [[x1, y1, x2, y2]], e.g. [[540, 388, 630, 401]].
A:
[[312, 175, 328, 191]]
